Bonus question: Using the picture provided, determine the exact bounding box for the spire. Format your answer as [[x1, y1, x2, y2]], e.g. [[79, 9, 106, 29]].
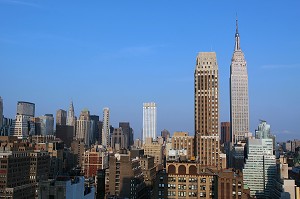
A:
[[234, 16, 241, 51]]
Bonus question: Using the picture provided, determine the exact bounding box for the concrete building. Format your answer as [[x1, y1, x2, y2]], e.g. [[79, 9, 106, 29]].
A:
[[194, 52, 221, 170], [82, 145, 108, 178], [230, 19, 249, 144], [107, 153, 147, 198], [119, 122, 132, 148], [171, 132, 194, 160], [221, 122, 230, 145], [143, 138, 163, 168], [102, 107, 110, 148], [143, 102, 157, 143], [243, 138, 276, 198], [38, 114, 54, 136], [111, 127, 125, 150], [76, 109, 91, 146], [56, 109, 67, 126], [38, 176, 95, 199]]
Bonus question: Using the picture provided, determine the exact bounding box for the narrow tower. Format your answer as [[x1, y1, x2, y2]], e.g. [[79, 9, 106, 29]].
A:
[[230, 19, 249, 144], [194, 52, 221, 169], [143, 102, 157, 143], [102, 108, 110, 148]]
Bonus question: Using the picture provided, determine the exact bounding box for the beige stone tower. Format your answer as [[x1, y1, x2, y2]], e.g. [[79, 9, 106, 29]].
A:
[[230, 19, 249, 144], [194, 52, 221, 170]]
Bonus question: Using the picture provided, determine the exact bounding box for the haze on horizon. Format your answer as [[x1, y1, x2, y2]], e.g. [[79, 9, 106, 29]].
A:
[[0, 0, 299, 142]]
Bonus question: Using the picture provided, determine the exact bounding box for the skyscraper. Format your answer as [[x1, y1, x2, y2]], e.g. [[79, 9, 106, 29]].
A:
[[0, 96, 3, 129], [56, 109, 67, 126], [76, 109, 91, 146], [230, 19, 249, 144], [143, 102, 157, 143], [101, 108, 110, 148], [194, 52, 221, 169], [67, 101, 76, 137], [38, 114, 54, 136], [10, 101, 35, 138], [67, 101, 76, 126]]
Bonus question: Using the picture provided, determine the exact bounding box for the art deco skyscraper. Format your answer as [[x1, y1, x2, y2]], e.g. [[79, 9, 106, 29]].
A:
[[143, 102, 157, 143], [230, 19, 249, 144], [67, 101, 75, 126], [102, 108, 110, 148], [194, 52, 221, 169]]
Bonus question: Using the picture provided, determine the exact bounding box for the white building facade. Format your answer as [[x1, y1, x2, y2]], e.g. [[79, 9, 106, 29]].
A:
[[230, 19, 249, 143], [143, 102, 157, 143]]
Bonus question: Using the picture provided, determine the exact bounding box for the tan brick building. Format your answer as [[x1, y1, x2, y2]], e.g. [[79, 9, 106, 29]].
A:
[[171, 132, 194, 160]]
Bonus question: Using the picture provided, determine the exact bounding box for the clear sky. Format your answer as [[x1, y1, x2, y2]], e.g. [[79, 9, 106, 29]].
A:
[[1, 0, 299, 142]]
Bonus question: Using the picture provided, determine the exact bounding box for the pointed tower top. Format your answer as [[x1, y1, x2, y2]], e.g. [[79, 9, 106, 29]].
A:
[[234, 16, 241, 51]]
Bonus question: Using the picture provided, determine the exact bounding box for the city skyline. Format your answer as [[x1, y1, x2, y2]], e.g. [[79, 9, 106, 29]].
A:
[[1, 1, 300, 141]]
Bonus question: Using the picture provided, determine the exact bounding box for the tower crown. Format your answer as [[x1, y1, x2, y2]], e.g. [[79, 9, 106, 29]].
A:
[[234, 18, 241, 51]]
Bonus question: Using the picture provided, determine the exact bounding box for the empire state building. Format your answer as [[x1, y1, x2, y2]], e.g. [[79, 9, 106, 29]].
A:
[[230, 19, 249, 144]]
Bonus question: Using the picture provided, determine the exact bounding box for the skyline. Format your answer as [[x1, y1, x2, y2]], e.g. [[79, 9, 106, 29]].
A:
[[1, 1, 300, 141]]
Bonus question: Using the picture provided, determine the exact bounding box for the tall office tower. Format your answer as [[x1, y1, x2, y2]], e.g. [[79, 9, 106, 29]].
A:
[[10, 101, 35, 138], [119, 122, 131, 148], [243, 139, 276, 198], [255, 120, 271, 139], [17, 101, 35, 116], [56, 109, 67, 126], [230, 19, 249, 144], [194, 52, 221, 169], [90, 115, 100, 143], [143, 102, 157, 143], [76, 109, 91, 146], [0, 96, 3, 129], [38, 114, 54, 135], [67, 101, 76, 126], [111, 128, 125, 150], [102, 108, 110, 148]]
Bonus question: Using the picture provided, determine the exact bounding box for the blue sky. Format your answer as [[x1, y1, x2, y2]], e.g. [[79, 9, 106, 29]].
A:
[[0, 1, 299, 141]]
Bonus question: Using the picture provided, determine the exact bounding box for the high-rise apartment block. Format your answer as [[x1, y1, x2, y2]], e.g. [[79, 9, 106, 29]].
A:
[[56, 109, 67, 126], [194, 52, 221, 169], [76, 109, 91, 146], [143, 102, 157, 143], [230, 19, 249, 144], [108, 153, 147, 198], [102, 108, 110, 148]]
